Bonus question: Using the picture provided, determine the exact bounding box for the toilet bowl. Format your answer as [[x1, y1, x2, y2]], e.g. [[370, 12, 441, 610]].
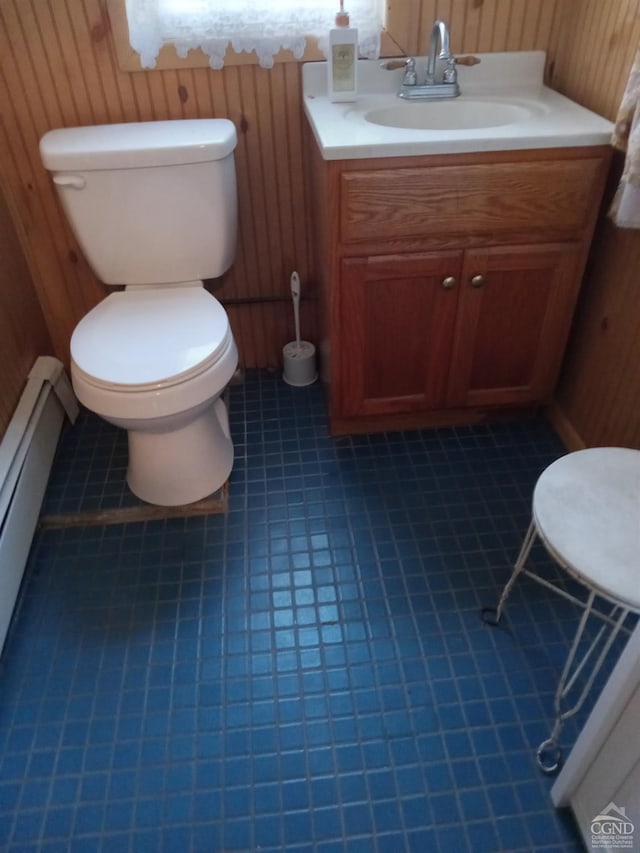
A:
[[40, 118, 240, 506], [71, 285, 238, 506]]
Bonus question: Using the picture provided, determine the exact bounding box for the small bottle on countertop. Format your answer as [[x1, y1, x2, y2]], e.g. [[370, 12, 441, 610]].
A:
[[328, 1, 358, 103]]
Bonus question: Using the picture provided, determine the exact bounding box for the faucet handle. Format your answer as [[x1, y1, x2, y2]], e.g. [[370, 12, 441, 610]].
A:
[[443, 57, 457, 84], [379, 59, 406, 70], [402, 57, 417, 86], [455, 54, 481, 66]]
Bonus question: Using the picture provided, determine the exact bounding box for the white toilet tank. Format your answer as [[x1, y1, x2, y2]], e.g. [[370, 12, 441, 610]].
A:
[[40, 119, 238, 285]]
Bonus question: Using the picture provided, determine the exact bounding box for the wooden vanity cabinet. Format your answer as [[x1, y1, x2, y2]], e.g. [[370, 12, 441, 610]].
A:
[[447, 243, 585, 409], [308, 145, 611, 435], [340, 251, 460, 417]]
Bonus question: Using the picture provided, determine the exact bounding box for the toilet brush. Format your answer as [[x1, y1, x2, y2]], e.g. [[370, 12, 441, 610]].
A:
[[282, 271, 317, 386], [291, 270, 302, 353]]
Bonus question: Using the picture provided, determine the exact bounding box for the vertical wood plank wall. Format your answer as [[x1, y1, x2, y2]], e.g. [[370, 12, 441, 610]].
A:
[[0, 180, 53, 435], [1, 0, 638, 446], [403, 0, 560, 57], [549, 0, 640, 448]]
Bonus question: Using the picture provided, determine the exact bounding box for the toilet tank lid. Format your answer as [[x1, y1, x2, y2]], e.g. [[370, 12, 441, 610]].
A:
[[40, 119, 237, 171]]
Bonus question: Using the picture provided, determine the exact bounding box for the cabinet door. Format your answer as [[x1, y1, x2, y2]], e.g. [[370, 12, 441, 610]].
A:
[[447, 243, 584, 408], [339, 252, 461, 416]]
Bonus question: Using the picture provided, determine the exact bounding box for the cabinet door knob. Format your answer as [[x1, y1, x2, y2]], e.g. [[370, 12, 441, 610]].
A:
[[441, 276, 456, 290], [470, 274, 485, 288]]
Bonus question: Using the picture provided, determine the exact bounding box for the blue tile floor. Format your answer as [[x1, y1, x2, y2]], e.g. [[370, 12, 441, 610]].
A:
[[0, 370, 619, 851]]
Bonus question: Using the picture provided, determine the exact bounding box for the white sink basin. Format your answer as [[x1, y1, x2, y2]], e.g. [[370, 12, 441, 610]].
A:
[[364, 98, 541, 131], [302, 52, 614, 160]]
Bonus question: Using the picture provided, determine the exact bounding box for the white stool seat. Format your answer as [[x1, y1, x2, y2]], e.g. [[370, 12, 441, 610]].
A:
[[533, 447, 640, 611], [483, 446, 640, 773]]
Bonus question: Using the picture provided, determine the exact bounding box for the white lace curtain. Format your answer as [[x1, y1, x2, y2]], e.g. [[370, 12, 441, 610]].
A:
[[126, 0, 384, 70], [609, 41, 640, 229]]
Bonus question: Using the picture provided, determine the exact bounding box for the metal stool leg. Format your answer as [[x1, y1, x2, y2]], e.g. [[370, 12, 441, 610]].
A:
[[536, 595, 630, 773], [481, 519, 537, 626], [481, 519, 633, 773]]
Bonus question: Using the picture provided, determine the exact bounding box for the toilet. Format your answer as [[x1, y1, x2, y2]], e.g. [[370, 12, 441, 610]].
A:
[[40, 119, 240, 506]]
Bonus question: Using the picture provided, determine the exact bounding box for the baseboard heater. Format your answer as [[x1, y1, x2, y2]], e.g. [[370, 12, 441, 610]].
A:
[[0, 357, 77, 656]]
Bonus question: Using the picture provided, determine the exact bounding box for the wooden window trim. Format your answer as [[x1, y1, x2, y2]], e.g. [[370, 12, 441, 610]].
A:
[[107, 0, 412, 72]]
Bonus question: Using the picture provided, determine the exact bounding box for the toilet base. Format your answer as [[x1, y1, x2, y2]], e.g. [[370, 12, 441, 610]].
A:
[[126, 398, 233, 506]]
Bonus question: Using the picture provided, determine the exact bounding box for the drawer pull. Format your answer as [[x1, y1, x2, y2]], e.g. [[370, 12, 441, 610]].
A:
[[441, 276, 456, 290], [471, 274, 485, 288]]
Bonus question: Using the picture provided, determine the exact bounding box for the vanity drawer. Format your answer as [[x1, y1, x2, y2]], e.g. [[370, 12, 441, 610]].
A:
[[340, 157, 605, 244]]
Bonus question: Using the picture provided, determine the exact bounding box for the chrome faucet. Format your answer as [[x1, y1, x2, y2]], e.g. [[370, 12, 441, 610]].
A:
[[396, 19, 460, 100], [426, 20, 455, 86]]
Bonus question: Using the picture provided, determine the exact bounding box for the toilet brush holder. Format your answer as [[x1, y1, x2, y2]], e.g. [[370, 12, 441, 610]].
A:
[[282, 340, 317, 387]]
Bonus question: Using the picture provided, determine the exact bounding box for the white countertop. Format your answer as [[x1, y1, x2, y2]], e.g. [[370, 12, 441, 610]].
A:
[[303, 52, 614, 160]]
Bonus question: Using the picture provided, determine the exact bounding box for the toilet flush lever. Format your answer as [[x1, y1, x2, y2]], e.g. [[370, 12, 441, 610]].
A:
[[53, 174, 86, 190]]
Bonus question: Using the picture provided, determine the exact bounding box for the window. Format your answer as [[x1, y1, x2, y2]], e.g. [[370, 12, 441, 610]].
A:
[[125, 0, 384, 70]]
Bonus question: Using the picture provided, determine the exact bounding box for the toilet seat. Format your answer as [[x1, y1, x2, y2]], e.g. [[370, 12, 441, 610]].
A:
[[71, 286, 232, 391]]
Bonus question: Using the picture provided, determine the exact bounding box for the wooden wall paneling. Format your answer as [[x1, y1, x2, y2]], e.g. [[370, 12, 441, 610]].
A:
[[412, 0, 562, 57], [289, 63, 317, 358], [274, 68, 298, 279], [283, 63, 311, 278], [553, 222, 640, 447], [547, 0, 640, 448], [151, 69, 174, 120], [161, 68, 187, 118], [551, 0, 640, 120], [567, 1, 605, 108], [13, 2, 65, 128], [477, 1, 498, 54], [254, 67, 283, 298], [488, 0, 507, 51], [128, 69, 153, 120], [202, 68, 257, 363], [406, 1, 432, 57], [544, 0, 566, 81], [208, 68, 231, 123], [551, 2, 578, 94], [0, 178, 53, 436], [588, 3, 621, 114], [175, 69, 199, 119], [535, 1, 558, 58], [6, 0, 102, 327], [594, 0, 634, 113], [191, 67, 215, 118], [49, 1, 94, 122], [230, 67, 258, 310], [521, 2, 543, 50], [76, 0, 121, 123], [237, 66, 268, 302], [602, 2, 640, 119], [269, 66, 297, 299], [238, 65, 271, 365], [35, 3, 84, 127], [417, 0, 467, 55], [461, 0, 482, 53], [451, 0, 476, 53], [250, 66, 279, 365], [505, 0, 526, 50], [0, 7, 92, 354]]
